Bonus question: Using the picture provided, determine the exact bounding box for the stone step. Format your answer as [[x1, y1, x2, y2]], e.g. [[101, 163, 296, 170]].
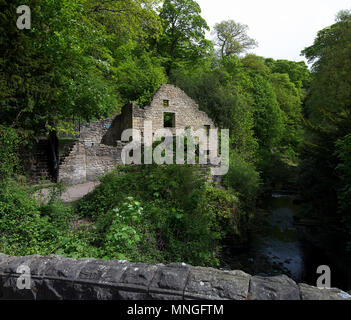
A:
[[35, 167, 49, 171], [34, 173, 50, 177], [35, 165, 49, 169], [34, 169, 49, 173]]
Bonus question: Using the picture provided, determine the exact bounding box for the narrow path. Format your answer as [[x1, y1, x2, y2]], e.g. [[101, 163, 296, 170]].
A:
[[60, 181, 100, 202], [35, 181, 100, 203]]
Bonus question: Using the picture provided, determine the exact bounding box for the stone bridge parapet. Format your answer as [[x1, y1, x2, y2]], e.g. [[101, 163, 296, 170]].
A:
[[0, 254, 350, 300]]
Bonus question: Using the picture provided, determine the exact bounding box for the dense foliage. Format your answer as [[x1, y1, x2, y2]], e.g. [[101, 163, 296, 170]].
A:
[[298, 10, 351, 251], [0, 163, 244, 267], [0, 0, 316, 264], [74, 165, 245, 265]]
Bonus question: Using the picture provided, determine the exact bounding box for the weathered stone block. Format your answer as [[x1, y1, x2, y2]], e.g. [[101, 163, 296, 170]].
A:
[[299, 283, 351, 300], [184, 267, 251, 300], [118, 263, 159, 300], [73, 259, 131, 300], [0, 255, 40, 274], [27, 255, 62, 276], [1, 275, 38, 300], [37, 257, 93, 300], [249, 275, 300, 300], [0, 255, 42, 300], [44, 256, 92, 279], [149, 263, 190, 299]]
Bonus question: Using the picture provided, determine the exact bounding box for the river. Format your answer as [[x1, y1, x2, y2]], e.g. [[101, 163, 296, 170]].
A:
[[220, 194, 351, 291]]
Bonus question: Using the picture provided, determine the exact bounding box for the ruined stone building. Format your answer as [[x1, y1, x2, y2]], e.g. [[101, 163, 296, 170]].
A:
[[43, 84, 217, 185]]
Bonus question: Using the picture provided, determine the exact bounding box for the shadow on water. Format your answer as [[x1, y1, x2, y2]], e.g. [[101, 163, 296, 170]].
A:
[[220, 194, 351, 291]]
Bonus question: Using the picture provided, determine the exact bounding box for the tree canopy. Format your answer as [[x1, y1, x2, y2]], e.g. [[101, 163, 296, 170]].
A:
[[212, 20, 258, 59], [157, 0, 212, 75], [298, 9, 351, 250]]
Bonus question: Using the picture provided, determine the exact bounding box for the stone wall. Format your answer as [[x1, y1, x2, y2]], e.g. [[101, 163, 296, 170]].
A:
[[77, 84, 215, 144], [58, 117, 125, 185], [85, 143, 123, 182], [132, 84, 216, 135], [101, 103, 133, 146], [79, 117, 115, 144], [58, 141, 125, 185], [0, 254, 350, 300], [58, 142, 87, 185], [57, 84, 220, 185]]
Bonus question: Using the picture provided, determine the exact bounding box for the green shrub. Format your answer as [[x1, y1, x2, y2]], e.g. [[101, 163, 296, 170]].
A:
[[96, 197, 144, 260], [0, 161, 250, 266], [0, 125, 20, 181], [75, 165, 229, 266], [0, 180, 74, 256], [204, 185, 242, 239], [222, 150, 261, 208]]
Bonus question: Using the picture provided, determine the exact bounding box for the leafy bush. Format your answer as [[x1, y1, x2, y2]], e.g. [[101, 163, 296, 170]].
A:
[[0, 125, 20, 181], [0, 180, 74, 256], [0, 158, 249, 266], [222, 150, 261, 209], [204, 185, 242, 239], [75, 164, 245, 266]]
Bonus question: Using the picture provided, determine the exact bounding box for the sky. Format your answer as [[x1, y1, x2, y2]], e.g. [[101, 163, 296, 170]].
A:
[[196, 0, 351, 64]]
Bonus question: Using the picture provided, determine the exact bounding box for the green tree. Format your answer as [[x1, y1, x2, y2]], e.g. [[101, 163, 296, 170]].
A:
[[0, 0, 119, 136], [264, 59, 310, 91], [157, 0, 212, 75], [171, 56, 258, 161], [250, 75, 284, 151], [298, 9, 351, 249], [86, 0, 162, 42], [335, 134, 351, 236], [114, 40, 167, 106], [0, 0, 166, 136], [269, 73, 303, 158], [212, 20, 258, 59]]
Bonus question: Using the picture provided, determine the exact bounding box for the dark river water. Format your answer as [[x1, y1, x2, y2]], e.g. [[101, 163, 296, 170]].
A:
[[220, 194, 351, 291]]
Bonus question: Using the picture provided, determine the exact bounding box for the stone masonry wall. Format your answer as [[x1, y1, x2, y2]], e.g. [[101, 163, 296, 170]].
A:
[[58, 141, 125, 185], [79, 117, 115, 144], [58, 84, 220, 185], [58, 141, 87, 185], [85, 144, 123, 182], [0, 254, 350, 300], [59, 117, 122, 185], [132, 84, 216, 135], [102, 103, 133, 146]]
